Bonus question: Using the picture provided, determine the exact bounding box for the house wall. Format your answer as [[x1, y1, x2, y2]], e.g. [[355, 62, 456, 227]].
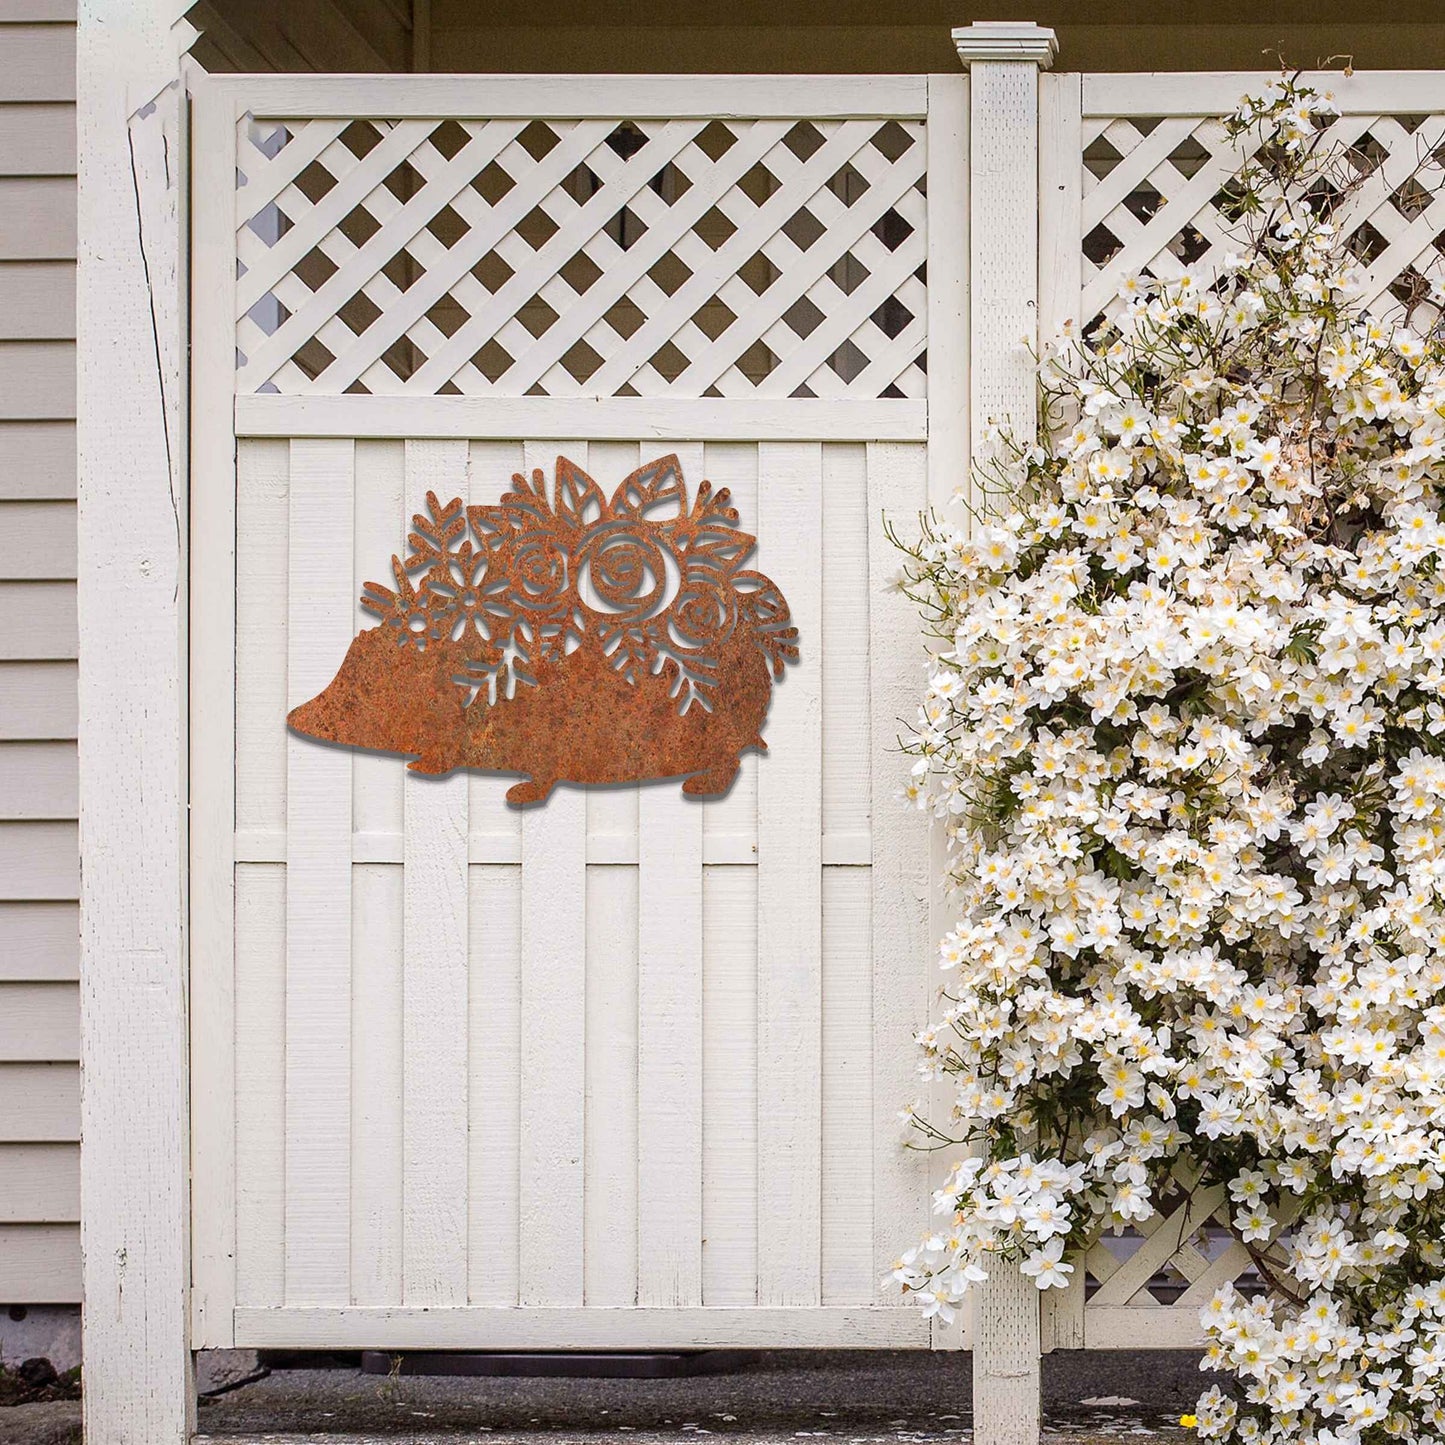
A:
[[0, 0, 80, 1308]]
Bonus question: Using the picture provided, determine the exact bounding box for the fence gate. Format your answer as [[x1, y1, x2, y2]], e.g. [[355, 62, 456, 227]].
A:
[[187, 71, 965, 1352]]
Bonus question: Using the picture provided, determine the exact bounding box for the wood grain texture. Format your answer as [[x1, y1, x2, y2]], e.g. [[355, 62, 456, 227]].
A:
[[0, 1062, 76, 1140], [401, 438, 470, 1308], [865, 442, 932, 1311], [0, 1221, 79, 1300], [0, 263, 75, 338], [0, 581, 75, 659], [235, 865, 286, 1309], [755, 441, 824, 1307], [516, 439, 587, 1308], [0, 820, 76, 896], [636, 439, 704, 1309], [0, 980, 76, 1059], [0, 103, 75, 175], [0, 740, 75, 817], [0, 501, 76, 576], [0, 900, 77, 979], [468, 863, 522, 1306], [0, 1142, 78, 1221], [0, 661, 76, 739], [284, 437, 355, 1306], [582, 862, 638, 1307], [0, 25, 74, 100], [232, 1303, 932, 1351], [0, 178, 74, 258], [0, 421, 73, 498]]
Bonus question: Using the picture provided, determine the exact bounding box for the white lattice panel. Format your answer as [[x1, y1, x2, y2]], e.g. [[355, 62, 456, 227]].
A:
[[235, 115, 927, 400], [1078, 106, 1445, 329]]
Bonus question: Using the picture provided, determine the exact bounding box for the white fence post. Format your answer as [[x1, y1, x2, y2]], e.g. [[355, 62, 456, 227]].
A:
[[951, 19, 1057, 1445], [77, 0, 195, 1440]]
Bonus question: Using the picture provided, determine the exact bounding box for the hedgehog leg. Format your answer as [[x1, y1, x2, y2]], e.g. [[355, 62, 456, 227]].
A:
[[407, 753, 458, 776], [506, 776, 555, 806], [682, 756, 741, 797]]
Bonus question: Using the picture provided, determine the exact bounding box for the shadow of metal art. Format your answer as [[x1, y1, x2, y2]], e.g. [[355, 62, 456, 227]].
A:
[[287, 453, 800, 805]]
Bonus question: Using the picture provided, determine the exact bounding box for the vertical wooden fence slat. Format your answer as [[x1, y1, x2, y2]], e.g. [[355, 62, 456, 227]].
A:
[[755, 440, 824, 1307], [702, 434, 762, 1308], [468, 863, 523, 1304], [234, 439, 290, 1308], [819, 443, 872, 1306], [583, 863, 639, 1305], [284, 436, 355, 1304], [466, 440, 524, 1306], [954, 20, 1056, 1437], [234, 866, 286, 1307], [865, 441, 932, 1307], [637, 438, 705, 1308], [518, 439, 587, 1308], [580, 440, 640, 1310], [350, 441, 405, 1306], [401, 438, 471, 1306]]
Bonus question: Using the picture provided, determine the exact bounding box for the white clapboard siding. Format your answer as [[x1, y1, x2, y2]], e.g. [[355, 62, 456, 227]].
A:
[[0, 982, 77, 1060], [0, 103, 74, 174], [0, 501, 76, 576], [0, 24, 74, 101], [0, 422, 74, 499], [0, 1223, 79, 1300], [0, 1142, 78, 1222], [0, 581, 75, 659], [0, 341, 75, 420], [0, 741, 77, 818], [0, 821, 76, 897], [0, 901, 77, 980], [0, 1063, 77, 1140], [0, 266, 74, 340], [0, 179, 74, 259], [0, 662, 76, 739]]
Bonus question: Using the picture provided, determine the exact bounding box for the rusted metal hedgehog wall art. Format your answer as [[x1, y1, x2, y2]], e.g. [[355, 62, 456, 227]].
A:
[[287, 454, 800, 805]]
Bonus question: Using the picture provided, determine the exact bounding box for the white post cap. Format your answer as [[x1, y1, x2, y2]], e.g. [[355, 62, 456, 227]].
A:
[[952, 20, 1058, 69]]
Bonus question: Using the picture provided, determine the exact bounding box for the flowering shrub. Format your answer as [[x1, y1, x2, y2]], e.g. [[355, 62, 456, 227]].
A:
[[892, 78, 1445, 1445]]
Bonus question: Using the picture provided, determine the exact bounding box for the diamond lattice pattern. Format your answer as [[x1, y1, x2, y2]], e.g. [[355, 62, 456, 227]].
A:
[[235, 115, 927, 399], [1080, 110, 1445, 331]]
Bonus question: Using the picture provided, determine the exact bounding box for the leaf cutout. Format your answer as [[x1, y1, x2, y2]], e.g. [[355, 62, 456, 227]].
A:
[[553, 456, 608, 532], [610, 453, 685, 521]]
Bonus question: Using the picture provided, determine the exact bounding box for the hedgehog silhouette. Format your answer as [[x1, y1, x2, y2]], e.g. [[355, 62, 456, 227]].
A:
[[287, 453, 800, 805]]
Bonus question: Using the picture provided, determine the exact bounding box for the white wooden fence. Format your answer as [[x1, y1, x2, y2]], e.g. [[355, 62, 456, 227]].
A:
[[188, 71, 967, 1353], [164, 43, 1445, 1445]]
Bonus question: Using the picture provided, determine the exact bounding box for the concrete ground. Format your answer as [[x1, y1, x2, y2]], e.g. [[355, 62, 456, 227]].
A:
[[1, 1349, 1209, 1444]]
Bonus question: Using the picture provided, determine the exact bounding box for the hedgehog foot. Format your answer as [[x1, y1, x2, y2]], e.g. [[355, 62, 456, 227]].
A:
[[407, 752, 460, 776], [506, 776, 556, 806], [682, 757, 741, 797]]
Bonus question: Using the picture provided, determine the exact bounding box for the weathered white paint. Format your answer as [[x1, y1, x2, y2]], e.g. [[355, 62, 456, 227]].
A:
[[77, 0, 193, 1439], [954, 18, 1055, 1444]]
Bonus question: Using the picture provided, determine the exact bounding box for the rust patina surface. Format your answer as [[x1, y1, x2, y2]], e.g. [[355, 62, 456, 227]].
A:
[[287, 454, 800, 805]]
